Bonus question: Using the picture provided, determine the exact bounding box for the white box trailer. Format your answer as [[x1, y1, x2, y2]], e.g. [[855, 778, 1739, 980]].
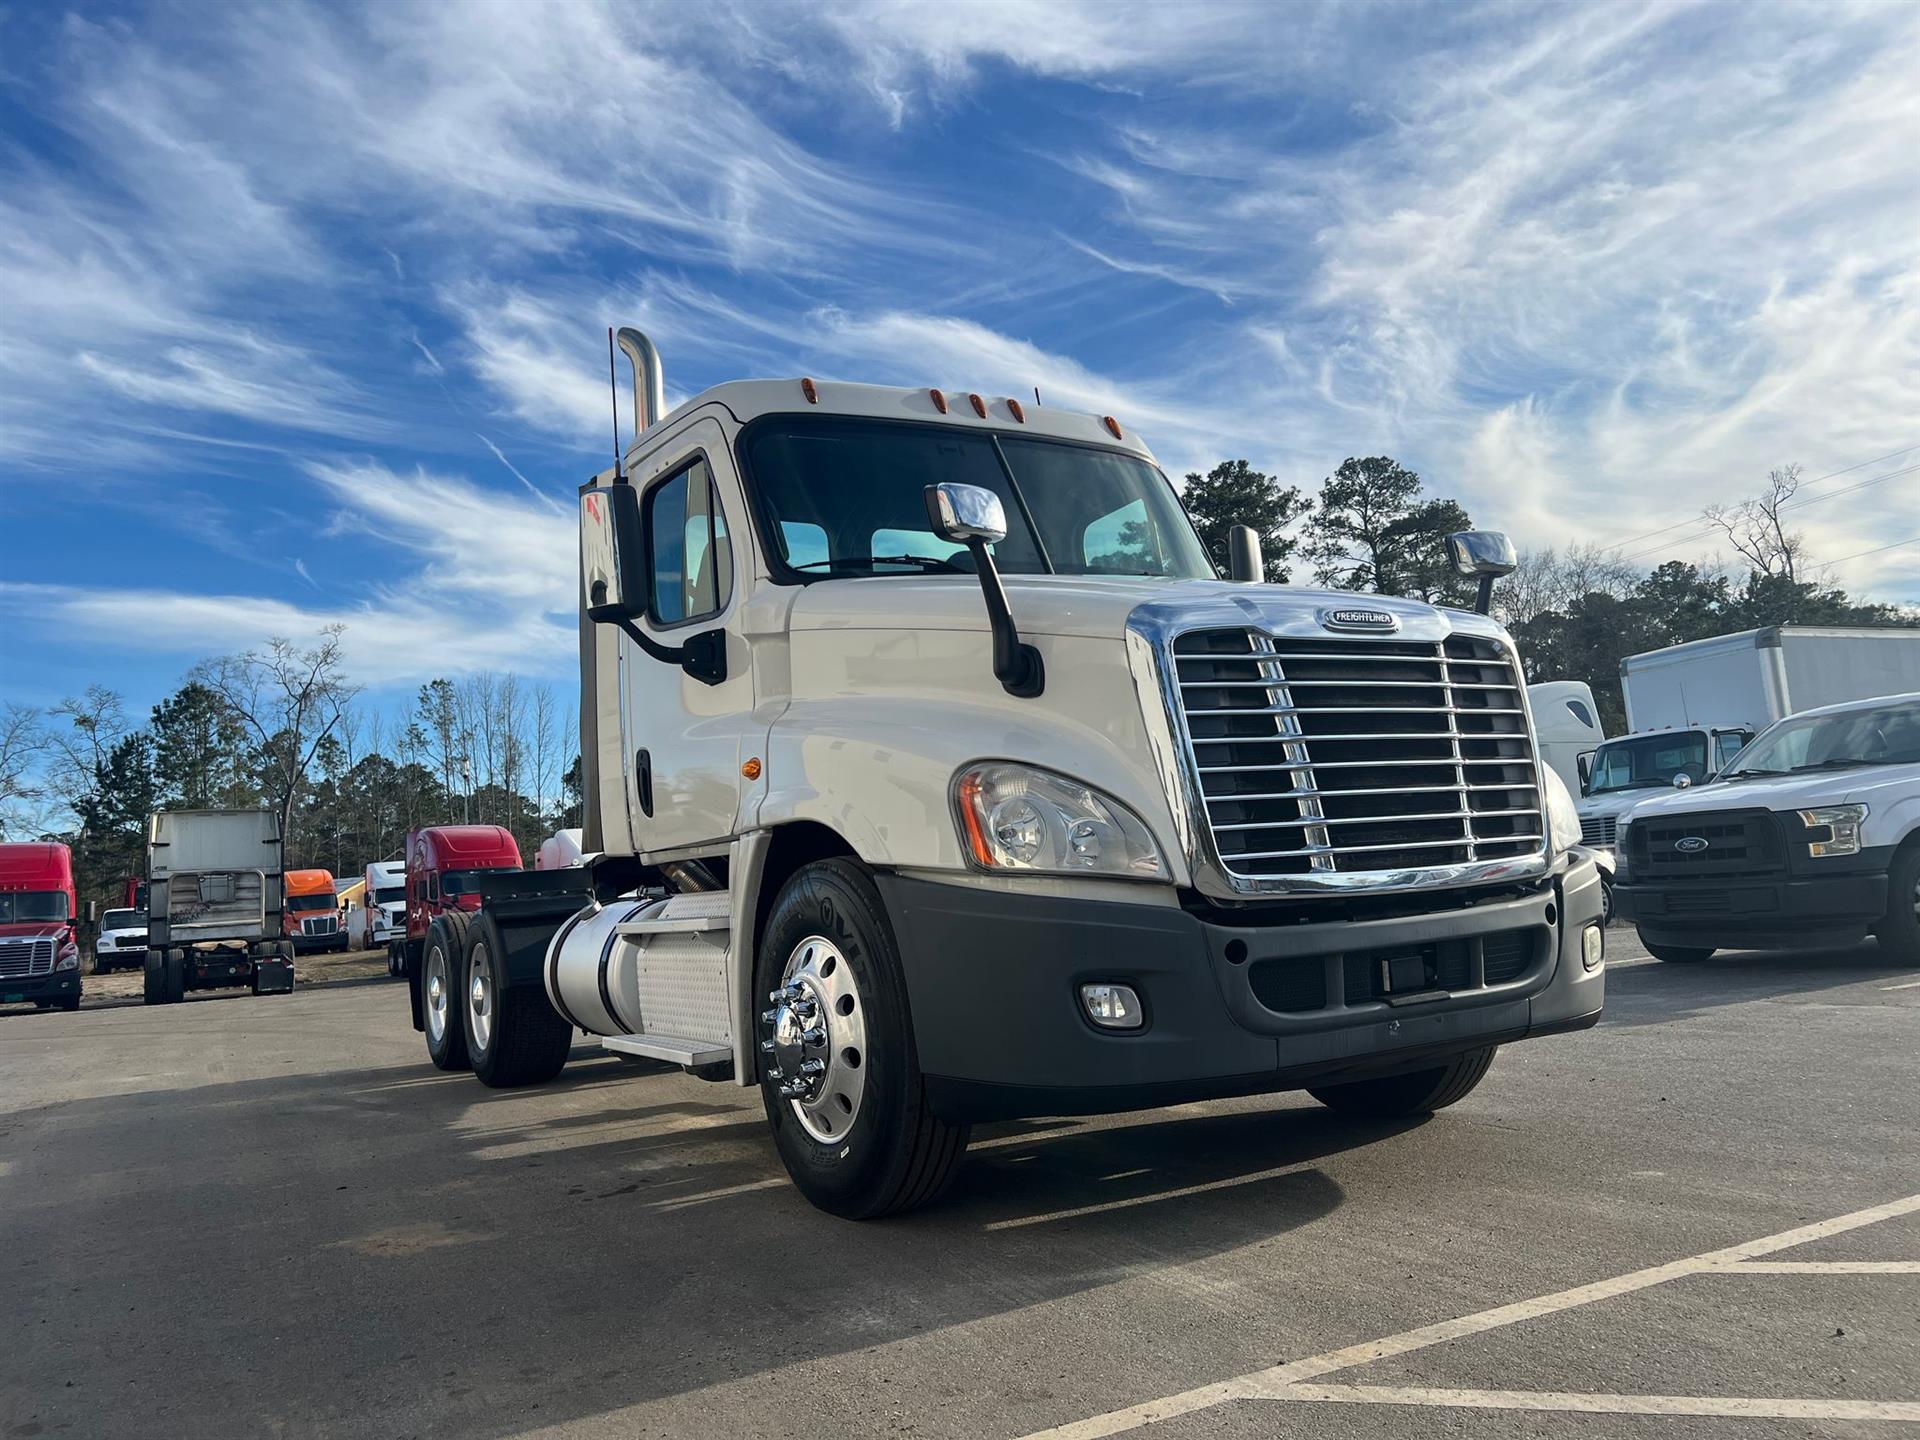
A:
[[144, 809, 293, 1005], [1622, 626, 1920, 734]]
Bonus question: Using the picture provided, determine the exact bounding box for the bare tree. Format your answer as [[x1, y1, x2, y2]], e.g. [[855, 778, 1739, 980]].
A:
[[195, 627, 359, 847], [44, 687, 129, 818], [0, 703, 48, 837], [1496, 543, 1637, 631], [1704, 464, 1805, 583]]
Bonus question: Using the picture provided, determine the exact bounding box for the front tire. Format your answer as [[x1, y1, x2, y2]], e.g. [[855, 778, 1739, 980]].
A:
[[1872, 844, 1920, 966], [57, 993, 81, 1012], [421, 915, 471, 1071], [162, 948, 186, 1004], [464, 913, 571, 1088], [1310, 1046, 1498, 1118], [755, 858, 969, 1219], [143, 951, 161, 1005]]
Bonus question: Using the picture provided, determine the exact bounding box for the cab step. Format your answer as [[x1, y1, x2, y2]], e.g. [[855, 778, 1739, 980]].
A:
[[600, 1033, 732, 1066]]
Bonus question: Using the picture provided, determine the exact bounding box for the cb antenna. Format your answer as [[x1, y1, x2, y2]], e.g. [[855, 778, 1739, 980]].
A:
[[607, 327, 624, 481]]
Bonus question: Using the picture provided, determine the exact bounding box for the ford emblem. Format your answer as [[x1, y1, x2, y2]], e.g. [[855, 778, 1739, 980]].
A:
[[1673, 836, 1710, 854], [1320, 607, 1399, 633]]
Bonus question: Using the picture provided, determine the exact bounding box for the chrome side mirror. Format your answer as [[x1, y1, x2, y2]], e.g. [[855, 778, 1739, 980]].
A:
[[1673, 773, 1693, 790], [1447, 530, 1517, 614], [927, 483, 1008, 545]]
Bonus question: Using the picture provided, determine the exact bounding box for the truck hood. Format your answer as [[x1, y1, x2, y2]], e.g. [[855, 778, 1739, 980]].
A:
[[785, 576, 1464, 641], [0, 921, 69, 943], [1626, 761, 1920, 819], [1576, 788, 1672, 822]]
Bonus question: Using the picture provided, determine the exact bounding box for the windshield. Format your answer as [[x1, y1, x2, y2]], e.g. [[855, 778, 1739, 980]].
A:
[[1587, 732, 1708, 793], [101, 909, 142, 930], [372, 886, 405, 906], [742, 417, 1215, 581], [1729, 700, 1920, 776], [0, 891, 70, 923], [286, 890, 337, 912]]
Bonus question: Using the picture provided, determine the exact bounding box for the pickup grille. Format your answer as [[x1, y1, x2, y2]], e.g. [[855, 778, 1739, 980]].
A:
[[0, 938, 55, 979], [1626, 809, 1786, 881], [1173, 630, 1544, 880], [1580, 815, 1617, 847]]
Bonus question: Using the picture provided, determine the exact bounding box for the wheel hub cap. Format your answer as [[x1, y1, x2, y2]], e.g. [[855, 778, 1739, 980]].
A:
[[425, 955, 448, 1043], [761, 936, 866, 1143], [467, 945, 493, 1053]]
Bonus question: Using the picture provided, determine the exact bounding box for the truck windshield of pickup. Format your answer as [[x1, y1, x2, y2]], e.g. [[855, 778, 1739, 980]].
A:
[[1587, 731, 1709, 792], [1732, 699, 1920, 776], [0, 891, 69, 922], [743, 417, 1214, 581]]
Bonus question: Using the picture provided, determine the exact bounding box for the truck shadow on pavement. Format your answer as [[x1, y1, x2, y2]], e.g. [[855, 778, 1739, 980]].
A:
[[1602, 937, 1910, 1028], [5, 1048, 1402, 1439]]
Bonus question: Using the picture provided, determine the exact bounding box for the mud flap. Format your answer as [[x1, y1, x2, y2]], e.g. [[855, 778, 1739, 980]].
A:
[[252, 957, 295, 995]]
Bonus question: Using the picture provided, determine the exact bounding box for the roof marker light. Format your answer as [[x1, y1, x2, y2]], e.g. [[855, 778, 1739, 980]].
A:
[[968, 392, 987, 418], [1103, 415, 1123, 439], [801, 377, 819, 404], [929, 388, 949, 414], [1007, 398, 1026, 423]]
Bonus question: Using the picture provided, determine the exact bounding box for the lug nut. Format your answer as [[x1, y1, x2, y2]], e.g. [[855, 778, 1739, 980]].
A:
[[761, 1008, 780, 1024], [801, 1026, 825, 1046], [793, 996, 819, 1019], [759, 1038, 776, 1053], [799, 1058, 825, 1076]]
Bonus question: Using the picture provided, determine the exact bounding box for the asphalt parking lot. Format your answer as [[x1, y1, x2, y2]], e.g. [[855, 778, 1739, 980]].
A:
[[4, 928, 1916, 1439]]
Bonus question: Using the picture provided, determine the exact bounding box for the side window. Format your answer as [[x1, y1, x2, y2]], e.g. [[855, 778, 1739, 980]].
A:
[[1714, 731, 1749, 770], [426, 871, 439, 902], [646, 458, 732, 625]]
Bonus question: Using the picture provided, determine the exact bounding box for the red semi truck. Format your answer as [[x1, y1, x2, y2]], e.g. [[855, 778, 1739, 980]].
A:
[[391, 825, 521, 984], [0, 841, 83, 1012]]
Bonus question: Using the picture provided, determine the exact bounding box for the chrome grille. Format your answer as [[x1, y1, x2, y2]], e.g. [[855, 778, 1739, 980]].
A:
[[301, 915, 338, 937], [1174, 629, 1544, 880], [1580, 815, 1617, 847], [0, 937, 55, 979]]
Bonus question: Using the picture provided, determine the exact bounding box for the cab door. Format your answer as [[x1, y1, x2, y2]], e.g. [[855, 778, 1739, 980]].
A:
[[619, 417, 756, 853]]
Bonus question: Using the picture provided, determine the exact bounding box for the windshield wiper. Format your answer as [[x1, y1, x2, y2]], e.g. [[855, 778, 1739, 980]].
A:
[[1720, 766, 1787, 781], [791, 555, 965, 575], [1789, 757, 1877, 773]]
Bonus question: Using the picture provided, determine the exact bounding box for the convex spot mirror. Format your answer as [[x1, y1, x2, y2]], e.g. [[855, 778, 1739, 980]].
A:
[[1446, 530, 1518, 579], [927, 482, 1008, 545]]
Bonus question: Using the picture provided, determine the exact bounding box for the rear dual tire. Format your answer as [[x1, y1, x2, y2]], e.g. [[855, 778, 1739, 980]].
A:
[[422, 916, 470, 1071], [464, 913, 571, 1088], [142, 949, 186, 1005]]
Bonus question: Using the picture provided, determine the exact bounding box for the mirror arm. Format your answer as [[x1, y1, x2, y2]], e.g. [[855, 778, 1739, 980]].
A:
[[965, 540, 1044, 698], [598, 612, 728, 687], [1475, 573, 1496, 615]]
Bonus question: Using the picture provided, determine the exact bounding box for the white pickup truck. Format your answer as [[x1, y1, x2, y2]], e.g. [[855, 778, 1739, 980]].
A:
[[1615, 692, 1920, 964]]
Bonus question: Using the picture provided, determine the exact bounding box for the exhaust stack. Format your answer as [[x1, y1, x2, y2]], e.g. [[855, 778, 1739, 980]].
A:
[[615, 327, 666, 442]]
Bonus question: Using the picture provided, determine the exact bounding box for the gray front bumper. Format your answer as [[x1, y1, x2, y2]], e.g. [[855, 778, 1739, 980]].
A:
[[881, 855, 1605, 1122]]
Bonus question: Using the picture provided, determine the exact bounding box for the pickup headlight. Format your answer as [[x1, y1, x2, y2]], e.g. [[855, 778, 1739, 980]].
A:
[[954, 762, 1167, 880], [1543, 768, 1581, 856], [1798, 804, 1866, 858]]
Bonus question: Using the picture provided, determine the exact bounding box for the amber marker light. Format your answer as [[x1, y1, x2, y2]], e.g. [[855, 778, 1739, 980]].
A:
[[955, 771, 995, 868], [741, 758, 763, 781]]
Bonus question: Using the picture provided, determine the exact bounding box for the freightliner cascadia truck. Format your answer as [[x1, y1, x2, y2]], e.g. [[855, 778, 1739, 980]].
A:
[[401, 328, 1605, 1218]]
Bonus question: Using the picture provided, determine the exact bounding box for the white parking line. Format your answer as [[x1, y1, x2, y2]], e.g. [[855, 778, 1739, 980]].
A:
[[1882, 979, 1920, 991], [1019, 1192, 1920, 1438], [1276, 1384, 1920, 1422], [1722, 1260, 1920, 1274]]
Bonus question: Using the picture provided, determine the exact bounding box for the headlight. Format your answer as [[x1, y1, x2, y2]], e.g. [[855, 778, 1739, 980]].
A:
[[1798, 804, 1866, 858], [953, 762, 1167, 880], [1543, 768, 1581, 856], [56, 938, 80, 971]]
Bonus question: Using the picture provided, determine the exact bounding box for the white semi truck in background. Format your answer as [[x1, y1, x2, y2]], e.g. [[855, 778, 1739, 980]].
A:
[[400, 328, 1605, 1218], [1576, 626, 1920, 847], [348, 859, 407, 950]]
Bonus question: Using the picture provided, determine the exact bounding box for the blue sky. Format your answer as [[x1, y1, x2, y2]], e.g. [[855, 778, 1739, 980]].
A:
[[3, 0, 1918, 717]]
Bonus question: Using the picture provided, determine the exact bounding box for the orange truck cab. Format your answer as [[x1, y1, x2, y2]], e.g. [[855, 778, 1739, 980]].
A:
[[283, 868, 346, 952], [0, 841, 83, 1012]]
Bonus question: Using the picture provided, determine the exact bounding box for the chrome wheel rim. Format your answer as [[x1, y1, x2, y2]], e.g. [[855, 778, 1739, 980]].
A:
[[466, 941, 494, 1055], [1910, 873, 1920, 923], [424, 948, 450, 1046], [762, 935, 868, 1143]]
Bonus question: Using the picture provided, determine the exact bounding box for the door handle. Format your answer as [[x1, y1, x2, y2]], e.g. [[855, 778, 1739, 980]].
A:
[[635, 748, 654, 817]]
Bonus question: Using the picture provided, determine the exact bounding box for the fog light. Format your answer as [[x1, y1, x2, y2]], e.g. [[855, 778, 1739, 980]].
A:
[[1581, 923, 1604, 972], [1080, 983, 1143, 1030]]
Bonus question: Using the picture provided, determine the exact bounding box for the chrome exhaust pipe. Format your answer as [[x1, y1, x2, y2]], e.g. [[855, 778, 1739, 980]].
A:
[[615, 327, 665, 441]]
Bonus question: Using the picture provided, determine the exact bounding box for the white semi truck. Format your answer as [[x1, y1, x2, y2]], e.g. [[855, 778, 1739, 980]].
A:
[[1576, 626, 1920, 848], [348, 859, 407, 951], [403, 329, 1606, 1218]]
